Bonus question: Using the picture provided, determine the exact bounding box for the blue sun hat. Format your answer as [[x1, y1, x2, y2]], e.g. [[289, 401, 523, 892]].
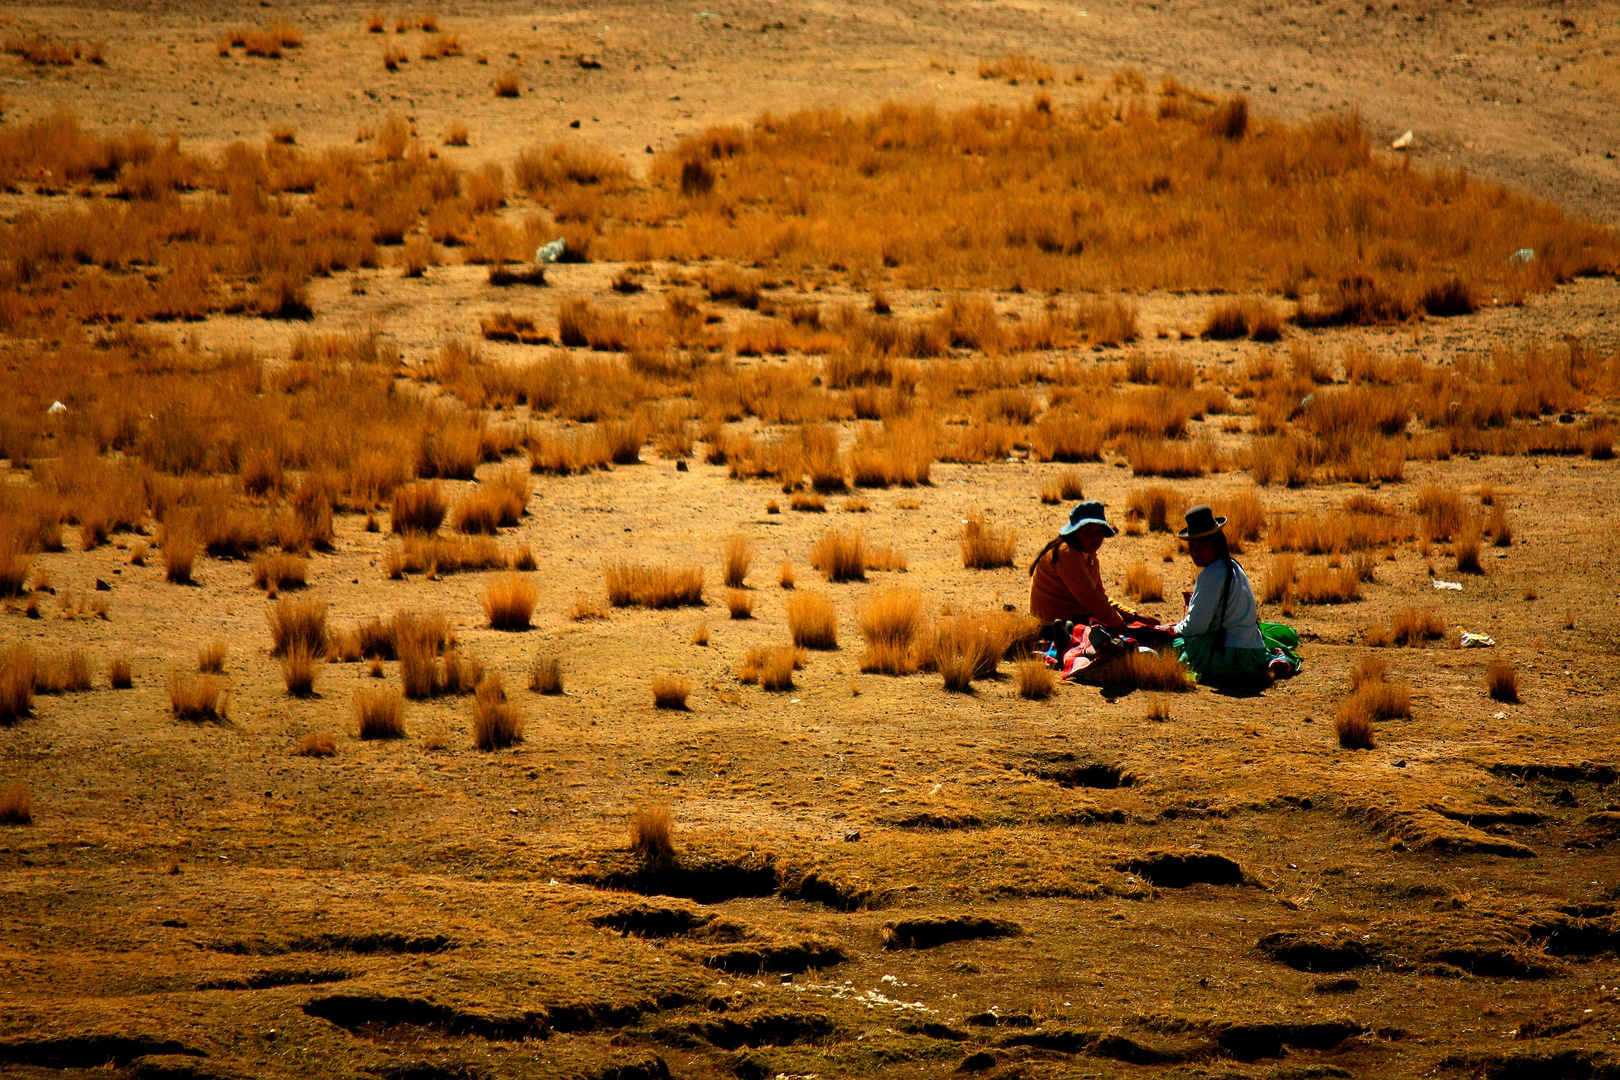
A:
[[1058, 500, 1117, 538]]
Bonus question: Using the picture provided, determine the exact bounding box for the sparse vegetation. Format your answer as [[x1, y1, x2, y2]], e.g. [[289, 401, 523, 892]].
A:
[[727, 590, 754, 619], [529, 655, 564, 694], [168, 673, 226, 721], [198, 641, 227, 674], [630, 805, 675, 861], [788, 591, 839, 649], [724, 534, 753, 587], [604, 564, 704, 607], [483, 574, 540, 629], [651, 675, 692, 709], [960, 513, 1017, 569], [1016, 659, 1056, 699], [473, 677, 524, 748], [1487, 659, 1520, 703], [0, 781, 31, 825]]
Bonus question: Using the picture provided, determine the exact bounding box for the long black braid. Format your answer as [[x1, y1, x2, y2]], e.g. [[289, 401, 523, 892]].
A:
[[1027, 535, 1072, 576]]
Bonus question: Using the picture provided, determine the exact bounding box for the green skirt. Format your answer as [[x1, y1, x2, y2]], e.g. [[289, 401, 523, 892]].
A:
[[1173, 622, 1302, 684]]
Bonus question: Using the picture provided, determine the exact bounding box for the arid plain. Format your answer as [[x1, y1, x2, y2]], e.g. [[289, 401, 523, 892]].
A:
[[2, 2, 1620, 1079]]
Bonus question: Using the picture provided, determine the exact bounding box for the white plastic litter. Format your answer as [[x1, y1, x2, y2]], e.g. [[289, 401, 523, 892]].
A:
[[1459, 631, 1495, 647], [1392, 130, 1414, 150], [1433, 579, 1463, 591], [534, 238, 567, 263], [1509, 248, 1536, 264], [47, 400, 66, 414]]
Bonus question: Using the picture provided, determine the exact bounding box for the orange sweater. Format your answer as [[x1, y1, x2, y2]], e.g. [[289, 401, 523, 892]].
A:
[[1029, 547, 1129, 629]]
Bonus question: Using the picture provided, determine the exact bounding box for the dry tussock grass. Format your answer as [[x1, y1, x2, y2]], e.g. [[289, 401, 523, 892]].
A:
[[960, 513, 1017, 569], [1126, 486, 1188, 534], [1124, 562, 1164, 602], [858, 587, 923, 675], [1487, 659, 1520, 703], [395, 535, 509, 576], [356, 687, 405, 738], [473, 676, 524, 748], [268, 597, 328, 657], [252, 553, 308, 593], [727, 590, 754, 620], [198, 641, 227, 674], [1292, 564, 1362, 605], [1016, 659, 1057, 699], [33, 650, 92, 694], [108, 656, 133, 690], [651, 675, 692, 710], [483, 574, 539, 629], [788, 592, 839, 649], [779, 559, 796, 590], [529, 654, 564, 694], [723, 534, 753, 588], [810, 530, 867, 582], [281, 646, 320, 697], [630, 805, 675, 861], [604, 564, 704, 608], [168, 672, 226, 721], [391, 483, 448, 534], [0, 781, 31, 825], [0, 646, 35, 726], [1104, 651, 1195, 694], [295, 731, 337, 757], [1390, 607, 1447, 647]]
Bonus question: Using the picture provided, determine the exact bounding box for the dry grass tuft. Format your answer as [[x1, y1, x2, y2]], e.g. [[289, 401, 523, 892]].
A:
[[859, 587, 923, 675], [529, 654, 564, 694], [1293, 564, 1362, 604], [1016, 659, 1057, 700], [727, 589, 754, 619], [1487, 659, 1520, 703], [252, 552, 309, 592], [604, 564, 704, 608], [33, 650, 92, 694], [960, 513, 1017, 569], [1039, 470, 1086, 504], [1145, 695, 1173, 721], [1454, 522, 1484, 575], [810, 530, 867, 582], [494, 70, 520, 97], [281, 646, 319, 697], [268, 597, 329, 657], [356, 687, 405, 739], [779, 560, 796, 590], [790, 490, 826, 512], [1, 647, 36, 725], [569, 598, 608, 621], [163, 532, 198, 584], [1391, 607, 1447, 647], [198, 641, 228, 674], [651, 674, 692, 710], [630, 805, 675, 861], [788, 591, 839, 649], [1335, 696, 1377, 750], [108, 656, 133, 690], [168, 672, 226, 722], [691, 622, 711, 646], [295, 731, 338, 756], [1124, 561, 1164, 602], [1106, 650, 1196, 693], [723, 534, 754, 588], [473, 677, 524, 748], [483, 574, 539, 629], [1126, 486, 1189, 533], [0, 781, 31, 825], [392, 482, 448, 534]]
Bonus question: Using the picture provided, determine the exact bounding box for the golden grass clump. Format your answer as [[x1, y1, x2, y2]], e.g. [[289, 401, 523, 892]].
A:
[[296, 731, 338, 757], [630, 805, 675, 861], [252, 552, 309, 593], [163, 531, 198, 584], [391, 482, 448, 534], [350, 686, 404, 739], [723, 534, 753, 588], [0, 646, 34, 726], [529, 654, 563, 694], [168, 672, 226, 722], [1487, 659, 1520, 703], [790, 490, 826, 512], [473, 677, 525, 748], [494, 70, 520, 97], [727, 589, 754, 619], [0, 781, 31, 825], [1417, 483, 1464, 541], [483, 574, 540, 629], [604, 564, 704, 608], [267, 597, 329, 657], [1039, 470, 1086, 505], [810, 530, 867, 582], [32, 650, 92, 694], [198, 641, 228, 674], [1124, 561, 1164, 602], [779, 560, 796, 589], [1335, 696, 1377, 750], [691, 622, 711, 646], [1126, 486, 1188, 534], [1292, 564, 1362, 605], [960, 513, 1017, 569], [1391, 607, 1447, 647], [788, 591, 839, 649], [924, 612, 1033, 690], [1454, 522, 1484, 575], [108, 656, 133, 690], [651, 674, 692, 710], [452, 477, 527, 534], [1217, 489, 1266, 551], [1016, 658, 1057, 700], [859, 587, 923, 675], [281, 646, 320, 697], [1105, 650, 1196, 693]]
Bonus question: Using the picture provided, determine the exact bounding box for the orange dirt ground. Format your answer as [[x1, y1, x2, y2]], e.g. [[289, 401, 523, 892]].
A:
[[2, 3, 1620, 1079]]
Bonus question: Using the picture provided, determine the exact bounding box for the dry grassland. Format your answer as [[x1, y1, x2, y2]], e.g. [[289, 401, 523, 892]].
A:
[[1, 18, 1619, 1080]]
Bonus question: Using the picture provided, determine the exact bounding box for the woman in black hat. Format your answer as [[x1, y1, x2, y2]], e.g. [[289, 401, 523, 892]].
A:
[[1173, 504, 1299, 683]]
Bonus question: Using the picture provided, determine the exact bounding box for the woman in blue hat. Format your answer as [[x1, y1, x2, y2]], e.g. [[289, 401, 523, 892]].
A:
[[1173, 504, 1300, 683], [1028, 501, 1137, 631]]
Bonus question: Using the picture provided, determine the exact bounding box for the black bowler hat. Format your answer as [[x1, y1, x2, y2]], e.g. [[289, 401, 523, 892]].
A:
[[1177, 504, 1228, 540]]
